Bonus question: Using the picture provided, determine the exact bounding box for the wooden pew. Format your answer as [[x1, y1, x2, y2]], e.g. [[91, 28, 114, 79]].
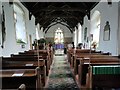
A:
[[2, 57, 46, 87], [19, 50, 51, 74], [28, 49, 53, 67], [67, 49, 74, 64], [11, 54, 41, 59], [24, 50, 50, 62], [87, 65, 120, 89], [0, 67, 42, 90], [16, 55, 48, 76], [73, 53, 110, 75], [68, 49, 109, 67], [11, 54, 49, 75], [75, 49, 91, 53], [2, 59, 45, 69], [78, 58, 120, 88], [70, 49, 102, 69]]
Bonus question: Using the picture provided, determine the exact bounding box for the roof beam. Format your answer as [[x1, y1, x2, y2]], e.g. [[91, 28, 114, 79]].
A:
[[31, 7, 87, 14], [38, 15, 82, 21]]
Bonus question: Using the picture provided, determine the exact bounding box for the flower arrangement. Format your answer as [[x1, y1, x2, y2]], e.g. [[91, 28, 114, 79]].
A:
[[38, 38, 46, 44], [17, 39, 26, 44], [91, 41, 97, 49], [38, 38, 46, 49], [32, 38, 46, 50]]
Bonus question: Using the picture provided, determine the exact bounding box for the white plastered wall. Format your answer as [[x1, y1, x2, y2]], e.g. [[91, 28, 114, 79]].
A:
[[118, 1, 120, 55], [92, 1, 118, 55], [82, 1, 119, 55], [0, 0, 2, 56], [82, 16, 91, 49], [2, 1, 36, 56], [73, 27, 78, 48], [78, 23, 82, 44]]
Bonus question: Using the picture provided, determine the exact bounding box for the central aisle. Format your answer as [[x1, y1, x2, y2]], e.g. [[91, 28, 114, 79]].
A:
[[45, 50, 79, 90]]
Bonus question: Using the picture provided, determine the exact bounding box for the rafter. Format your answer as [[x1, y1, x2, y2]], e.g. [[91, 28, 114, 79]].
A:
[[31, 7, 87, 14], [81, 2, 88, 9], [22, 2, 99, 33]]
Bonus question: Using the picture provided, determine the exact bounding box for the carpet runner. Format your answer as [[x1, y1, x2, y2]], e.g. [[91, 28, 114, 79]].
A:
[[45, 55, 79, 90]]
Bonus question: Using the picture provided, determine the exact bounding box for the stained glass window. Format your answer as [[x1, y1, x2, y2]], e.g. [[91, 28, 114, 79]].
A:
[[13, 4, 27, 44], [54, 27, 64, 44]]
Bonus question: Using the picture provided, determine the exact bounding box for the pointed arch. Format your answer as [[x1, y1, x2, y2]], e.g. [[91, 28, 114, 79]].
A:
[[91, 10, 101, 49]]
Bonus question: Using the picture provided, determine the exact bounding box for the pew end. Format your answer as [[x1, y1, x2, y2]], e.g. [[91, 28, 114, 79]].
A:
[[18, 84, 26, 90]]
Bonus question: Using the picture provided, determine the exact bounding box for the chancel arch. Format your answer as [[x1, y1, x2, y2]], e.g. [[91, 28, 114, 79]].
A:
[[45, 23, 73, 46]]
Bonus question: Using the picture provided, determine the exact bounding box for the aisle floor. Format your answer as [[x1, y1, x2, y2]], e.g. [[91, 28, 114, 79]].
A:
[[45, 49, 79, 90]]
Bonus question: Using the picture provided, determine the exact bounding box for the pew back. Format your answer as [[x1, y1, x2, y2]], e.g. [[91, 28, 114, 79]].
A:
[[1, 69, 37, 89], [89, 65, 120, 89]]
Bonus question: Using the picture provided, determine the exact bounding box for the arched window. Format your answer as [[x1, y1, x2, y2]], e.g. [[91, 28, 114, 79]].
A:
[[13, 4, 27, 44], [54, 27, 64, 44], [91, 10, 101, 49], [54, 27, 64, 49], [36, 27, 40, 40]]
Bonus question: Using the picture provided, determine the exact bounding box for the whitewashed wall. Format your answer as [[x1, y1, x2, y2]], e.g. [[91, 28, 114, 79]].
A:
[[2, 1, 36, 56], [83, 1, 119, 55], [73, 27, 76, 47], [39, 27, 44, 39], [27, 15, 36, 48], [118, 1, 120, 55], [0, 0, 2, 56], [78, 23, 82, 44], [82, 16, 91, 49], [93, 1, 118, 55]]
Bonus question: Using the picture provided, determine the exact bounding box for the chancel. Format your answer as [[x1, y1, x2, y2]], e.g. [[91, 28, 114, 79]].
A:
[[0, 0, 120, 90]]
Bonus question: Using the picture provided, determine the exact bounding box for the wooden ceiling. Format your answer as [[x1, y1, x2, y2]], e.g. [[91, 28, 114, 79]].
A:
[[21, 2, 99, 33]]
